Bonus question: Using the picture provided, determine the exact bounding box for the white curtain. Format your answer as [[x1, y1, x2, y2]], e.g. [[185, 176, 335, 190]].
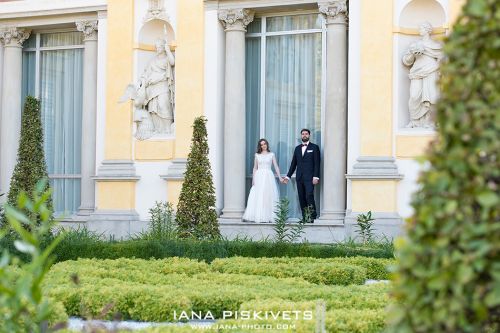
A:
[[22, 32, 83, 214], [246, 15, 322, 219]]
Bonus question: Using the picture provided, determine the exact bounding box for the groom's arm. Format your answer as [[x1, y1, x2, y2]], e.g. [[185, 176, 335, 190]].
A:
[[313, 145, 320, 179], [286, 151, 297, 179]]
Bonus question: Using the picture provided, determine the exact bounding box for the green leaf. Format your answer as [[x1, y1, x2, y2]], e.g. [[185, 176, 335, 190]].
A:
[[484, 285, 500, 307], [477, 191, 499, 207], [13, 240, 36, 254]]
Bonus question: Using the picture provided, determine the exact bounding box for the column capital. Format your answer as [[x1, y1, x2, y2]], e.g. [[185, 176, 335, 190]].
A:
[[318, 0, 348, 24], [218, 9, 254, 32], [76, 20, 98, 41], [0, 27, 31, 47]]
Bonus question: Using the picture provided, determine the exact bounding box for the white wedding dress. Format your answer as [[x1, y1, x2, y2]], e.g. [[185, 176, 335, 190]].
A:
[[243, 152, 280, 223]]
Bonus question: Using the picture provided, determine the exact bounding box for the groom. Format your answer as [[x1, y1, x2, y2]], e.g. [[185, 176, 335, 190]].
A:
[[282, 129, 320, 222]]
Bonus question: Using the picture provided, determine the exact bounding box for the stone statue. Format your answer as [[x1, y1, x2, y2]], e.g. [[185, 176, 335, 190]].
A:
[[120, 35, 175, 140], [402, 22, 443, 128]]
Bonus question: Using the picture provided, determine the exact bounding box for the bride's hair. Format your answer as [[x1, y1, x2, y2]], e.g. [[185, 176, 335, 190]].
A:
[[256, 138, 271, 154]]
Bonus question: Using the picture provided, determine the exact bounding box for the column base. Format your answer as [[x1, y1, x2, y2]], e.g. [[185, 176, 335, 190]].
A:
[[220, 208, 244, 219], [318, 210, 346, 222], [76, 205, 95, 216]]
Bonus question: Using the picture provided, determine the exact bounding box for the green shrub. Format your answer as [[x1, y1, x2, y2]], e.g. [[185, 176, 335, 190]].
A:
[[137, 201, 177, 240], [2, 234, 394, 263], [273, 198, 307, 243], [211, 257, 368, 285], [2, 96, 52, 227], [331, 257, 393, 280], [355, 211, 375, 244], [176, 116, 220, 240], [44, 258, 390, 322], [43, 238, 393, 263], [0, 181, 66, 332], [211, 256, 394, 281], [387, 1, 500, 332]]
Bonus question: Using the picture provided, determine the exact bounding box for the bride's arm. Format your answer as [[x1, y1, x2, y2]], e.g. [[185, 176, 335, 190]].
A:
[[272, 153, 281, 179], [252, 154, 258, 186]]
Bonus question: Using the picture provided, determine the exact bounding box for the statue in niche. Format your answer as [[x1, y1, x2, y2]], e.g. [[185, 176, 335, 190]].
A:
[[402, 22, 443, 128], [120, 32, 175, 140]]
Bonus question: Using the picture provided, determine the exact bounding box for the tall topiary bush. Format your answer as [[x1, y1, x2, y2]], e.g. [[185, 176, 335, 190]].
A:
[[176, 116, 220, 239], [3, 96, 52, 225], [388, 1, 499, 332]]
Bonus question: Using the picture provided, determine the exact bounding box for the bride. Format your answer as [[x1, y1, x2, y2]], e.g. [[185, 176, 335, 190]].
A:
[[243, 139, 283, 223]]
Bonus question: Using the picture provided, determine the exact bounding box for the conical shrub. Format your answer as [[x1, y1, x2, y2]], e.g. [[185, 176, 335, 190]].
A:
[[175, 116, 220, 239], [3, 96, 52, 225]]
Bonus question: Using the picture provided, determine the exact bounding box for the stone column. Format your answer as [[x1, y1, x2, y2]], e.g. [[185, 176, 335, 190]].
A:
[[318, 1, 348, 221], [218, 9, 254, 219], [0, 27, 31, 199], [76, 20, 98, 216]]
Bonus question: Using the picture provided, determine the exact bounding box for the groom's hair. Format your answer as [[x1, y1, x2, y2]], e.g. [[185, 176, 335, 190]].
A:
[[301, 128, 311, 135]]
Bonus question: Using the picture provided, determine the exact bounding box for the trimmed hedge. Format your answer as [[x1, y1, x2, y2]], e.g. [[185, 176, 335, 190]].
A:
[[44, 258, 390, 322], [211, 256, 394, 282], [40, 238, 394, 263], [217, 308, 386, 333]]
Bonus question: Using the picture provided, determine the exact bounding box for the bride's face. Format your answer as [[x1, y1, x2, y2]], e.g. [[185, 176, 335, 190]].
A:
[[260, 141, 268, 151]]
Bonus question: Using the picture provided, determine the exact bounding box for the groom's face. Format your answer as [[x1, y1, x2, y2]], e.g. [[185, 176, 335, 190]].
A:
[[301, 131, 310, 142]]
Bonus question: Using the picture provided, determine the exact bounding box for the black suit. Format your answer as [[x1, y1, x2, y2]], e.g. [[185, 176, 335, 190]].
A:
[[286, 142, 320, 221]]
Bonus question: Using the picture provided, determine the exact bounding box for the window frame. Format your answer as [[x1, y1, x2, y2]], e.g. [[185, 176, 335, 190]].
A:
[[245, 11, 327, 151], [22, 29, 84, 215]]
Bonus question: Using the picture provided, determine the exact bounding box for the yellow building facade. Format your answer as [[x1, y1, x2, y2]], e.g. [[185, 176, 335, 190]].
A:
[[0, 0, 465, 242]]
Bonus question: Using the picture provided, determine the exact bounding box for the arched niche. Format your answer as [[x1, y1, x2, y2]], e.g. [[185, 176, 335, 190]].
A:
[[138, 18, 175, 46], [395, 0, 446, 130], [399, 0, 446, 28]]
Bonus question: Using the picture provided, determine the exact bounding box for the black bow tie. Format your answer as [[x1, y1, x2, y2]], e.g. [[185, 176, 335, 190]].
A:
[[302, 143, 308, 147]]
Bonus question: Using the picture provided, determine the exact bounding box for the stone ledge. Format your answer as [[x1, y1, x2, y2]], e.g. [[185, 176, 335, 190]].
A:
[[160, 158, 187, 180], [94, 159, 140, 181], [346, 156, 403, 180]]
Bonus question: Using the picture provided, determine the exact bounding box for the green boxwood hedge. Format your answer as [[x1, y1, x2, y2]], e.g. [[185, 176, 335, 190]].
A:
[[211, 256, 394, 282], [32, 237, 394, 263], [43, 258, 390, 323]]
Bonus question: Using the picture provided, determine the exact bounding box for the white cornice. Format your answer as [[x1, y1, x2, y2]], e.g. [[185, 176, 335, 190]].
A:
[[205, 0, 318, 10], [0, 0, 107, 20]]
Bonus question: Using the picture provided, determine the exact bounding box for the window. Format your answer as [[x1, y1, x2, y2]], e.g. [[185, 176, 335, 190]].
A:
[[245, 13, 324, 218], [22, 31, 83, 215]]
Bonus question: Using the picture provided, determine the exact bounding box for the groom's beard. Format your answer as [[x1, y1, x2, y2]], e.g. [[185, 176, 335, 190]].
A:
[[301, 138, 309, 143]]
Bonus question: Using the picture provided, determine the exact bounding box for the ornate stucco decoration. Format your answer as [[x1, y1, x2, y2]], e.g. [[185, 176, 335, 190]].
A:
[[144, 0, 169, 23], [218, 9, 255, 31], [75, 20, 98, 41], [0, 27, 31, 46], [318, 0, 348, 24]]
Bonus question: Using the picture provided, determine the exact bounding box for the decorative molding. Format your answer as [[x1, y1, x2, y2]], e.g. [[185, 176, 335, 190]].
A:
[[0, 27, 31, 47], [94, 160, 140, 181], [393, 25, 447, 35], [97, 10, 108, 20], [318, 0, 348, 24], [160, 158, 187, 180], [76, 20, 98, 41], [346, 156, 404, 180], [218, 9, 254, 31], [204, 0, 219, 10], [144, 0, 169, 23]]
